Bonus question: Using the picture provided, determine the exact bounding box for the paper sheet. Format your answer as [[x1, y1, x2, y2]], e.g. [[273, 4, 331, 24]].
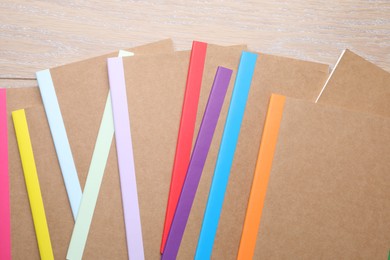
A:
[[316, 49, 390, 117]]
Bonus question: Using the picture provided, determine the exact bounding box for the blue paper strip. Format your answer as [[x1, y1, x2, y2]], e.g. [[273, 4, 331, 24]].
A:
[[36, 70, 82, 219], [195, 51, 258, 259]]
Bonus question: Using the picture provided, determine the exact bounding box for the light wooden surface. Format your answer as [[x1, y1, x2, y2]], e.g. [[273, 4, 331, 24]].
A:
[[1, 0, 389, 88]]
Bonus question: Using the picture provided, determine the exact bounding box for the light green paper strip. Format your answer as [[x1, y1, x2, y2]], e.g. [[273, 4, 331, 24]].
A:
[[118, 50, 134, 57], [67, 51, 133, 260]]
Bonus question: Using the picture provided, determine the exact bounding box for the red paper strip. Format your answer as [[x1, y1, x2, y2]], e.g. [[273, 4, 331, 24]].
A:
[[161, 41, 207, 252]]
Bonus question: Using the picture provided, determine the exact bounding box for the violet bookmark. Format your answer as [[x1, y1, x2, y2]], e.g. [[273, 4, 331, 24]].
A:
[[162, 66, 232, 259], [107, 57, 144, 260]]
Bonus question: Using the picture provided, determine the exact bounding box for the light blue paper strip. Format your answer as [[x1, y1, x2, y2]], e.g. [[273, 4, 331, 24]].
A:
[[195, 51, 258, 260], [36, 69, 82, 219]]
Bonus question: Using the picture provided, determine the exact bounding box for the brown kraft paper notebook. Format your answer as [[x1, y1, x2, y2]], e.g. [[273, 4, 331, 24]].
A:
[[316, 49, 390, 117], [251, 95, 390, 259], [210, 53, 329, 259]]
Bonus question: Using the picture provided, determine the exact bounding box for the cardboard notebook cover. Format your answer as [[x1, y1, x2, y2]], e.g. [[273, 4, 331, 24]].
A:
[[113, 45, 245, 259], [200, 54, 329, 259], [36, 40, 173, 259], [5, 87, 42, 259], [250, 96, 390, 259], [316, 49, 390, 117]]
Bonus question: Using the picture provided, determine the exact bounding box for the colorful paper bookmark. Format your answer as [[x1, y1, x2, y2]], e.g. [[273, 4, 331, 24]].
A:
[[12, 109, 54, 260], [162, 41, 207, 252], [195, 51, 258, 259], [237, 94, 285, 260], [162, 67, 232, 259], [36, 70, 82, 219], [107, 57, 145, 260], [0, 89, 11, 260]]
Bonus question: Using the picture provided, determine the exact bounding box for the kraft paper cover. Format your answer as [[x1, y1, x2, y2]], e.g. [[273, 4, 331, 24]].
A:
[[255, 97, 390, 259], [317, 49, 390, 117]]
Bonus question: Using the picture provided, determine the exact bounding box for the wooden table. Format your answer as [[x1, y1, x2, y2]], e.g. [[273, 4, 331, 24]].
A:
[[1, 0, 389, 88]]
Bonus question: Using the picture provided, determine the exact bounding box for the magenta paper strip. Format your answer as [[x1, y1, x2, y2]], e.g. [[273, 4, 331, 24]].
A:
[[0, 88, 11, 260], [107, 57, 145, 260]]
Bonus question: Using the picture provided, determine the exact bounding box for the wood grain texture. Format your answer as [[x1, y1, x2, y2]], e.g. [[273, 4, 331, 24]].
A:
[[1, 0, 390, 87]]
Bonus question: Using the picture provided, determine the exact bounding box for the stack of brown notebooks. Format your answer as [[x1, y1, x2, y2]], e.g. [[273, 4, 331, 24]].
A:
[[0, 39, 388, 260]]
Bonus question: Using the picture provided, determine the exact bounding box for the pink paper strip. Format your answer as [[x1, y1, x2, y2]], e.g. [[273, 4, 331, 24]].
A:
[[0, 88, 11, 260]]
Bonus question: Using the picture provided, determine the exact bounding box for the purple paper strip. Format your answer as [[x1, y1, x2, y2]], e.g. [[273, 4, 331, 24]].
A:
[[107, 57, 145, 260], [162, 66, 232, 259]]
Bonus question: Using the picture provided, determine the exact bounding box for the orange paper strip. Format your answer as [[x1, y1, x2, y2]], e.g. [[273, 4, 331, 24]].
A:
[[237, 94, 285, 260]]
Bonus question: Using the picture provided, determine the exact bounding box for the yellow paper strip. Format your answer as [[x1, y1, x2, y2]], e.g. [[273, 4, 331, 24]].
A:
[[12, 109, 54, 260]]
